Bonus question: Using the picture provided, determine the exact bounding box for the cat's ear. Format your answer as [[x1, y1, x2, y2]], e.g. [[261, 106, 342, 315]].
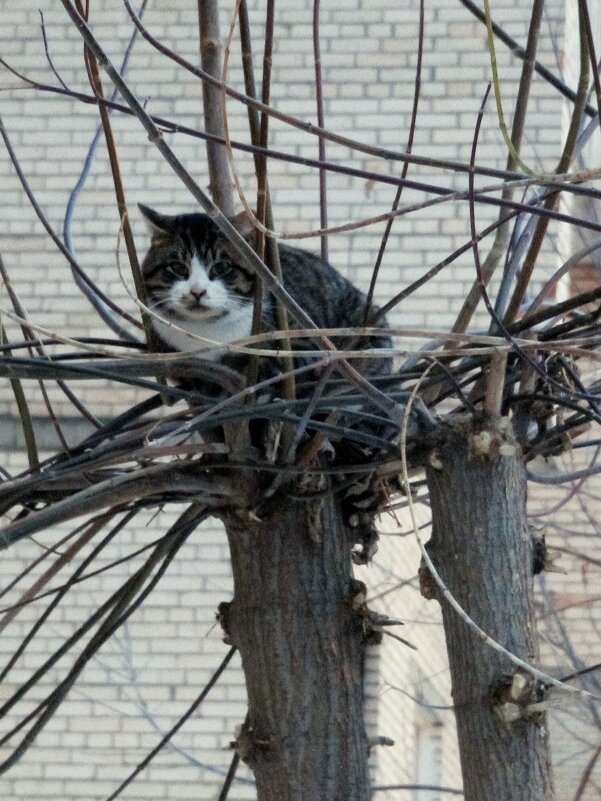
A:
[[228, 211, 256, 242], [138, 204, 173, 238], [220, 212, 257, 262]]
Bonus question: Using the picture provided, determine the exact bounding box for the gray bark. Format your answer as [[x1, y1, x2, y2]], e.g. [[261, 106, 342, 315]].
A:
[[221, 489, 371, 801], [198, 1, 235, 216], [425, 417, 554, 801]]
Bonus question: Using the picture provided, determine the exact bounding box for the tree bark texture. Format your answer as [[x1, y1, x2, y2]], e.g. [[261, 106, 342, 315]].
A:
[[198, 0, 235, 216], [222, 490, 371, 801], [425, 417, 554, 801]]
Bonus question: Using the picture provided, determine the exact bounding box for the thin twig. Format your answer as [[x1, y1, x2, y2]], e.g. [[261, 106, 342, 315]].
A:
[[578, 0, 601, 122], [452, 0, 544, 335], [77, 0, 152, 346], [372, 784, 463, 795], [105, 646, 237, 800], [312, 0, 328, 262], [0, 115, 141, 332], [217, 751, 241, 801], [572, 740, 601, 801], [364, 0, 424, 322], [0, 321, 38, 470], [504, 3, 591, 323], [39, 11, 68, 90]]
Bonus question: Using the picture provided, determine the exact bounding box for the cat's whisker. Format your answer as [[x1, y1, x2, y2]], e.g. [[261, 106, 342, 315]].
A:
[[148, 299, 173, 312]]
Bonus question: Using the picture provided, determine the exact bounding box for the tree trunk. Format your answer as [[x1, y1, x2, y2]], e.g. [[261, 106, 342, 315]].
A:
[[221, 489, 371, 801], [425, 416, 554, 801]]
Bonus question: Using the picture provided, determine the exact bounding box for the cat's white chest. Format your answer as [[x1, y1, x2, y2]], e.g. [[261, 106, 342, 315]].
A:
[[153, 305, 254, 361]]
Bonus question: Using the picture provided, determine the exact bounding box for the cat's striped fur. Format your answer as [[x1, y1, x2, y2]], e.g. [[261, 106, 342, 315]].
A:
[[139, 204, 392, 393], [139, 205, 397, 562]]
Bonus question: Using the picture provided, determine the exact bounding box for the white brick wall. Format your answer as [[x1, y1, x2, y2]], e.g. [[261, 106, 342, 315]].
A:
[[361, 508, 463, 800]]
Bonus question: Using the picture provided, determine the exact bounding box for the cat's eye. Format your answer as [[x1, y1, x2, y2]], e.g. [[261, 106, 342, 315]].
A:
[[210, 262, 232, 279], [163, 262, 188, 280]]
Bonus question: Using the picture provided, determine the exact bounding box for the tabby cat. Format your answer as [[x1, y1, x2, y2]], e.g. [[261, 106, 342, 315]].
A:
[[138, 204, 392, 393], [139, 204, 395, 561]]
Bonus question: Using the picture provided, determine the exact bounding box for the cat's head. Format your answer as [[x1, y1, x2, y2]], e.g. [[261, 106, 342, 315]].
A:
[[139, 204, 255, 324]]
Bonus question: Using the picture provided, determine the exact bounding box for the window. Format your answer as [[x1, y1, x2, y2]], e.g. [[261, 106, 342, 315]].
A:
[[413, 699, 444, 801]]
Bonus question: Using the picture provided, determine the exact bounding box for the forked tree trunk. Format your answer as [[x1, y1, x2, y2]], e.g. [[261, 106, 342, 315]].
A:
[[425, 417, 554, 801], [221, 489, 371, 801]]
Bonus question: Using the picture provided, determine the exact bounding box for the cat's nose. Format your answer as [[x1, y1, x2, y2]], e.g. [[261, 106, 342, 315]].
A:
[[189, 286, 207, 303]]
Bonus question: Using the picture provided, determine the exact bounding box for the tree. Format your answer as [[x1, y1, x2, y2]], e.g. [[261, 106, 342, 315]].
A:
[[1, 1, 600, 800]]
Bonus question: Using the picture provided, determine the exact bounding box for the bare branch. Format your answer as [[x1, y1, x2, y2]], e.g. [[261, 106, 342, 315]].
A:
[[198, 0, 235, 214]]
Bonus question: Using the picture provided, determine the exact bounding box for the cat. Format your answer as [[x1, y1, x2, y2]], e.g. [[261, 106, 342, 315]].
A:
[[138, 203, 392, 395], [139, 204, 396, 562]]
